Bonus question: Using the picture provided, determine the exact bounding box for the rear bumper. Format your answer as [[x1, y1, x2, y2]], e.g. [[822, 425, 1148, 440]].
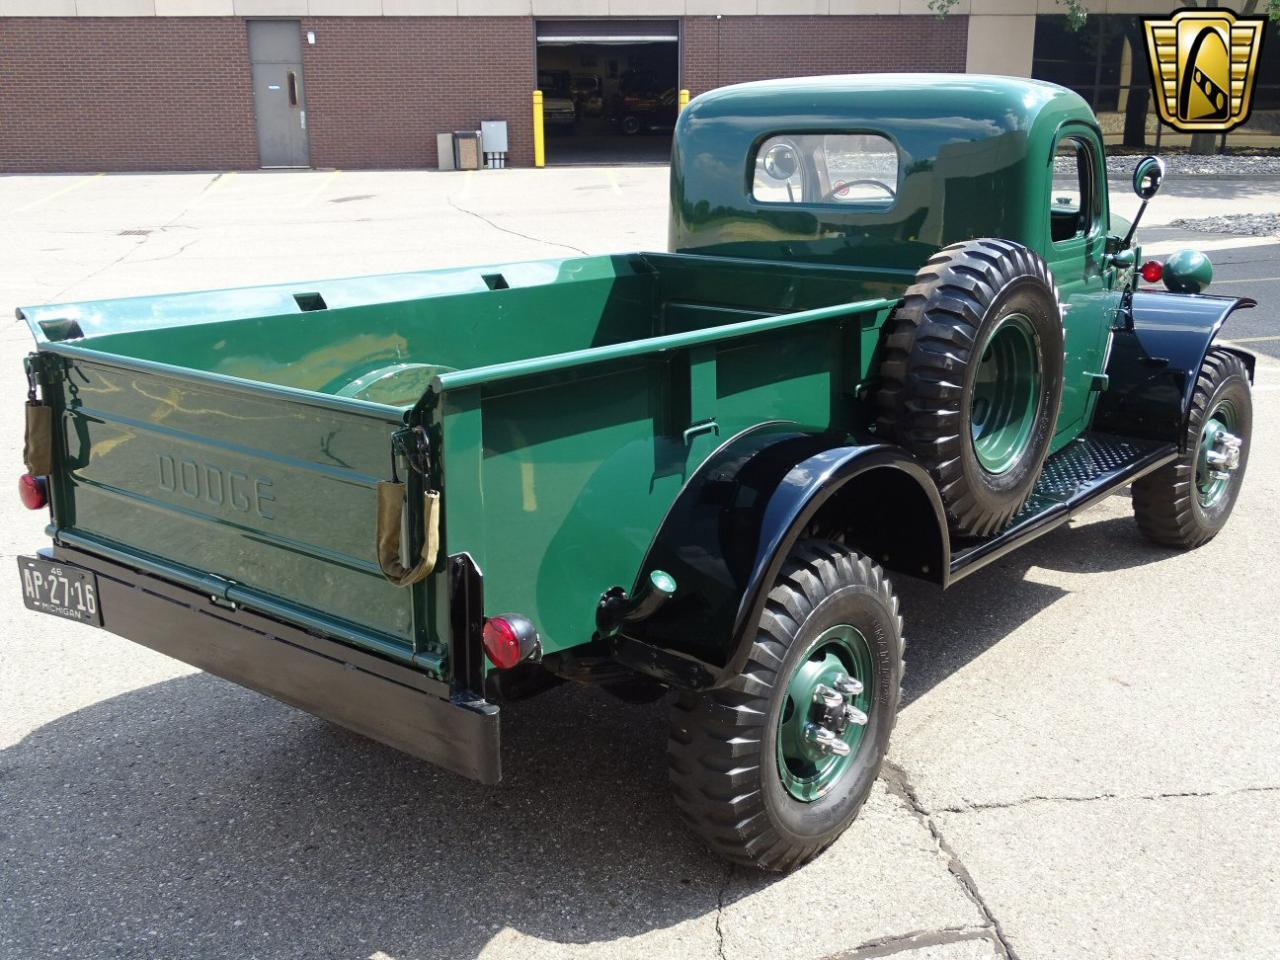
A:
[[31, 545, 501, 784]]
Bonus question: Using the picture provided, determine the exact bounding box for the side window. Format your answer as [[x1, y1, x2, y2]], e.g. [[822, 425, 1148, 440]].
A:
[[1050, 137, 1094, 243], [752, 133, 898, 207]]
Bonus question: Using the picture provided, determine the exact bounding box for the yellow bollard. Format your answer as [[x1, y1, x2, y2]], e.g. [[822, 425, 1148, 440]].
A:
[[533, 90, 546, 168], [678, 89, 690, 113]]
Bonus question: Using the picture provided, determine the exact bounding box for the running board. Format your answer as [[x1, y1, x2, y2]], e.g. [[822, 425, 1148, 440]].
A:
[[948, 432, 1177, 584]]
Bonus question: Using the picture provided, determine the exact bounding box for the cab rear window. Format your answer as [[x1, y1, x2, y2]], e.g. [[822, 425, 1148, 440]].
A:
[[752, 133, 899, 207]]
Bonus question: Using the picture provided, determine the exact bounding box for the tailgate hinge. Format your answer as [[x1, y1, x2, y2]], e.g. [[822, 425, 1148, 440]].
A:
[[208, 591, 239, 610], [23, 352, 63, 399], [197, 571, 237, 607]]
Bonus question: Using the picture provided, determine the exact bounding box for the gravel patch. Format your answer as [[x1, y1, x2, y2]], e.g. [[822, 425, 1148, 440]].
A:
[[1106, 153, 1280, 177], [1167, 212, 1280, 237]]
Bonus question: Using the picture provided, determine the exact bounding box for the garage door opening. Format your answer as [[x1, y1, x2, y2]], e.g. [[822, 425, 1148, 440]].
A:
[[536, 20, 679, 165]]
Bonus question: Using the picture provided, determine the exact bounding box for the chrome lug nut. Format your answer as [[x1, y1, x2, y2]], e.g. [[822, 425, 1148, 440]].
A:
[[803, 722, 851, 757], [812, 684, 844, 710], [843, 704, 869, 727], [832, 672, 863, 697]]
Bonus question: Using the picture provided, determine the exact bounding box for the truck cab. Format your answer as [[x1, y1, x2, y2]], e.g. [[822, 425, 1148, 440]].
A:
[[671, 74, 1130, 448]]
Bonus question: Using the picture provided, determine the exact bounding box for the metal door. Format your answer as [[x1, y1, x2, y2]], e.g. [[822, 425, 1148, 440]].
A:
[[1044, 126, 1113, 447], [248, 21, 309, 168]]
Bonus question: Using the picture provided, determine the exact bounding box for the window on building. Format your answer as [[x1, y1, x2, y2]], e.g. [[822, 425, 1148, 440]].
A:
[[751, 133, 899, 207], [1032, 14, 1280, 151], [1032, 15, 1129, 113]]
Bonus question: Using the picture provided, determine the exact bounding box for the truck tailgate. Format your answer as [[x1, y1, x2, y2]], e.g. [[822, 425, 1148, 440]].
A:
[[44, 352, 428, 666]]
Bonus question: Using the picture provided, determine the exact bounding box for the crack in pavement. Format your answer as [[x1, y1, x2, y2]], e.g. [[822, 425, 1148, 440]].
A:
[[127, 238, 199, 264], [881, 762, 1018, 960], [41, 176, 222, 306], [446, 197, 589, 256], [827, 925, 1000, 960], [934, 783, 1280, 814], [714, 862, 732, 960]]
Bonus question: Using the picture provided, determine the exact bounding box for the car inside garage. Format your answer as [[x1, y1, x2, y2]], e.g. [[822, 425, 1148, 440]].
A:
[[535, 20, 679, 165]]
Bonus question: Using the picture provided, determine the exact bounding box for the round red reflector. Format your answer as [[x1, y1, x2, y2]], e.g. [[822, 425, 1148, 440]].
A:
[[18, 474, 47, 510], [482, 617, 522, 670], [1140, 260, 1164, 284]]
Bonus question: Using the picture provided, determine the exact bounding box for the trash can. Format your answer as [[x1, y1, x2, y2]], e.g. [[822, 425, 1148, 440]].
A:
[[454, 131, 481, 171]]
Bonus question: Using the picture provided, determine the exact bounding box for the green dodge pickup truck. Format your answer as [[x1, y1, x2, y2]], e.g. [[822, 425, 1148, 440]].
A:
[[17, 75, 1254, 871]]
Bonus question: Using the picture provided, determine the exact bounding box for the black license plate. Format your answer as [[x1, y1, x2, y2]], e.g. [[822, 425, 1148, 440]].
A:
[[18, 556, 102, 625]]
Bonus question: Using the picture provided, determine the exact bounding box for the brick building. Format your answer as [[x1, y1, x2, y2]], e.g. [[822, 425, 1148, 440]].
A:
[[0, 0, 1275, 172]]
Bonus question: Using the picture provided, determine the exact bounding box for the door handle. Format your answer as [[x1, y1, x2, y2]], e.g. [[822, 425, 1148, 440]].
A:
[[683, 419, 719, 445]]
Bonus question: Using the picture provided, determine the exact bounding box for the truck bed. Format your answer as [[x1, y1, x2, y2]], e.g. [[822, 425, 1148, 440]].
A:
[[21, 252, 909, 678]]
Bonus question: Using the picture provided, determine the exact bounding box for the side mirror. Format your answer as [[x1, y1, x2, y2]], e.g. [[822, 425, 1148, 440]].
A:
[[762, 143, 799, 181], [1122, 155, 1166, 248], [1132, 155, 1165, 200]]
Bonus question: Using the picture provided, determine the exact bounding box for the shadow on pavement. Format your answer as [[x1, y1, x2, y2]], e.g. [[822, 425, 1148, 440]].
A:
[[1, 674, 734, 959], [899, 510, 1178, 708], [0, 507, 1181, 958]]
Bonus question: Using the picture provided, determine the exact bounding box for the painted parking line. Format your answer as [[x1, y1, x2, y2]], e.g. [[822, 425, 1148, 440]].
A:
[[10, 172, 105, 214], [1205, 275, 1280, 287], [1220, 346, 1280, 390], [296, 169, 341, 208], [181, 171, 239, 214], [1222, 334, 1280, 344], [199, 171, 238, 198], [1143, 236, 1279, 255]]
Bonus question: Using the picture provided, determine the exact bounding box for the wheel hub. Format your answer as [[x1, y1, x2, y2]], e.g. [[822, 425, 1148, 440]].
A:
[[970, 313, 1043, 475], [1204, 428, 1242, 480], [1196, 400, 1242, 507], [777, 625, 873, 801]]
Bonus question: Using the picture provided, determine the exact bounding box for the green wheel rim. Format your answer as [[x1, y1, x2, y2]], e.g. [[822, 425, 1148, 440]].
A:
[[970, 313, 1042, 475], [1196, 398, 1239, 508], [776, 624, 875, 802]]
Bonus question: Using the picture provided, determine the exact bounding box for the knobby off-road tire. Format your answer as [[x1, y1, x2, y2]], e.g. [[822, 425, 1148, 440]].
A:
[[1132, 348, 1252, 549], [876, 239, 1065, 538], [667, 541, 903, 872]]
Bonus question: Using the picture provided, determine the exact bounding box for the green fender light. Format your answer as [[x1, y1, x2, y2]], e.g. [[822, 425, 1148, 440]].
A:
[[650, 569, 677, 596], [1162, 248, 1213, 294]]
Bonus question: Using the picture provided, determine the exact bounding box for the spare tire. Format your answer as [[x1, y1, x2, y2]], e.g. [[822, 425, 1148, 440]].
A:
[[876, 239, 1064, 538]]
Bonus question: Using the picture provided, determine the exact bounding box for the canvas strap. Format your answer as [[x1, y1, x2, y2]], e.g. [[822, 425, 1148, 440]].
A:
[[24, 401, 53, 477], [375, 480, 440, 587]]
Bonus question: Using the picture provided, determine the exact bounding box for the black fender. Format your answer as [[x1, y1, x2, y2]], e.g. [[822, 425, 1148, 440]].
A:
[[1094, 292, 1255, 447], [613, 423, 948, 690]]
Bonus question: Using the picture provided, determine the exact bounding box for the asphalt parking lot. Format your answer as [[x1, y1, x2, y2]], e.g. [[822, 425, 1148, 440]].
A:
[[1, 167, 1277, 960]]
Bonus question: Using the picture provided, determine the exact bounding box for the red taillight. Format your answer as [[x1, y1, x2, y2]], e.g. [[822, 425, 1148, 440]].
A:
[[481, 615, 539, 669], [18, 474, 47, 510], [1140, 260, 1164, 284]]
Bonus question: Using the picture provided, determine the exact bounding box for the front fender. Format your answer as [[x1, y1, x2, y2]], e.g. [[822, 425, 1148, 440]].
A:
[[616, 423, 946, 689], [1094, 291, 1255, 446]]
